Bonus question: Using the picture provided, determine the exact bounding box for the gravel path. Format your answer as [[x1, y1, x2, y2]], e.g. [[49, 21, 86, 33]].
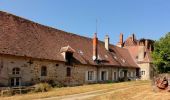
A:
[[39, 84, 146, 100]]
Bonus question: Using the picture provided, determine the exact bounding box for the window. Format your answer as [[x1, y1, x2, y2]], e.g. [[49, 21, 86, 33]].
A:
[[133, 72, 136, 77], [56, 64, 59, 66], [128, 72, 131, 77], [11, 77, 20, 86], [66, 67, 71, 77], [141, 71, 145, 75], [12, 68, 20, 75], [101, 71, 107, 81], [41, 66, 47, 76], [66, 52, 73, 65], [113, 72, 117, 80], [119, 71, 124, 78], [88, 71, 94, 81], [136, 56, 138, 59]]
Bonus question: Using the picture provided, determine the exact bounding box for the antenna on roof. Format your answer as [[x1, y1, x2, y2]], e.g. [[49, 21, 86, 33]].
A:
[[96, 19, 98, 34]]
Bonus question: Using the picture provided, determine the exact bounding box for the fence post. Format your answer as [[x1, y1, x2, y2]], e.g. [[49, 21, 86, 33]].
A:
[[1, 90, 3, 97]]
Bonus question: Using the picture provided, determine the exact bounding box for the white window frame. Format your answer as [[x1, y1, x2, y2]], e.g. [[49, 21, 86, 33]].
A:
[[112, 71, 117, 81], [119, 71, 124, 78], [131, 72, 133, 77], [133, 72, 136, 77], [12, 68, 20, 75], [100, 70, 108, 81], [141, 70, 145, 75], [86, 71, 96, 81], [127, 72, 130, 77], [88, 71, 94, 81], [11, 77, 21, 86]]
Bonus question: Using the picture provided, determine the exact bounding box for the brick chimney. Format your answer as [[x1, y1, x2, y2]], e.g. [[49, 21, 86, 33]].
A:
[[132, 34, 135, 41], [138, 46, 145, 61], [120, 33, 123, 45], [105, 35, 109, 50], [149, 44, 152, 51], [145, 40, 148, 50], [93, 33, 98, 61], [116, 33, 123, 47]]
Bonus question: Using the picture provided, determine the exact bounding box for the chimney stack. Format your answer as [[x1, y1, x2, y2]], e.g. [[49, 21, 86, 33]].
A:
[[132, 34, 135, 41], [120, 33, 123, 45], [149, 44, 152, 51], [145, 40, 148, 49], [116, 33, 123, 47], [93, 33, 98, 61], [105, 35, 109, 50], [138, 46, 145, 61]]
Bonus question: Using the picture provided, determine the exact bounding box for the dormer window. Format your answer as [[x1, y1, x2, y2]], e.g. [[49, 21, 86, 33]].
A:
[[60, 45, 75, 65], [121, 58, 126, 63], [66, 52, 73, 65]]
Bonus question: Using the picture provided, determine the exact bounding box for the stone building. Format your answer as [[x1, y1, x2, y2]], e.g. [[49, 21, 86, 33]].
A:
[[0, 11, 139, 87], [117, 33, 154, 80]]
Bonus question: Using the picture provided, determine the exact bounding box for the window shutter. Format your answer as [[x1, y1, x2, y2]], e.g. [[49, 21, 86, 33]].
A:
[[122, 71, 124, 77], [112, 72, 114, 80], [106, 71, 108, 80], [131, 72, 133, 77], [94, 71, 97, 81], [85, 71, 88, 81]]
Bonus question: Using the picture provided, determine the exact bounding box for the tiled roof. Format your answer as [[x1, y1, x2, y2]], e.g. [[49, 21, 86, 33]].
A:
[[0, 11, 138, 68], [125, 46, 153, 63], [124, 37, 138, 46]]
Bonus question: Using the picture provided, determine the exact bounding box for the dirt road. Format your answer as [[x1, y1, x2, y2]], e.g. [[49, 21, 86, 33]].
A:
[[39, 84, 149, 100]]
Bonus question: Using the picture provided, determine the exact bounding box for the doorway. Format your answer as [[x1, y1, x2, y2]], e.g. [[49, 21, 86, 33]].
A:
[[11, 77, 21, 87], [113, 72, 117, 81], [124, 70, 127, 78], [101, 71, 107, 81]]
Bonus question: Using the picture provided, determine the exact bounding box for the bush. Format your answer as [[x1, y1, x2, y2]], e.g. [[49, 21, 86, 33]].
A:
[[107, 80, 113, 83], [34, 83, 52, 92], [1, 89, 13, 97]]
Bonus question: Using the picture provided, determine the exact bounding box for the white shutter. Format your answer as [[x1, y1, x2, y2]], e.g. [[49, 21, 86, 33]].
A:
[[131, 72, 133, 77], [115, 72, 117, 80], [106, 71, 108, 80], [119, 71, 121, 77], [85, 71, 88, 81], [112, 72, 114, 80], [94, 71, 96, 81]]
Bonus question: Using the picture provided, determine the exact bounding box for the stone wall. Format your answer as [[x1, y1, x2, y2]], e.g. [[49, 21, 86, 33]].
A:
[[0, 55, 138, 87], [138, 63, 154, 80], [0, 55, 64, 86], [0, 55, 98, 86]]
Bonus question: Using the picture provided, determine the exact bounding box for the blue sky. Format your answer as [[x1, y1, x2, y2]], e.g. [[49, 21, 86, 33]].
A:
[[0, 0, 169, 44]]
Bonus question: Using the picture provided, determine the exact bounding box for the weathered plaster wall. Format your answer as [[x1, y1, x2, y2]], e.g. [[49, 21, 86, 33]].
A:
[[0, 55, 138, 87], [138, 63, 153, 80]]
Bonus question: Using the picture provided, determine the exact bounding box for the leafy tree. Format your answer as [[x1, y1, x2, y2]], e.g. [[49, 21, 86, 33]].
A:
[[152, 32, 170, 73]]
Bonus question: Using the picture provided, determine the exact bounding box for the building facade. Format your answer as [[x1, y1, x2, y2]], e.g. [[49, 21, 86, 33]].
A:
[[117, 33, 154, 80], [0, 11, 139, 87]]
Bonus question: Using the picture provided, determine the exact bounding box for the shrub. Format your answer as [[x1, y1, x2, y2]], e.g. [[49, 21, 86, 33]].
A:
[[118, 78, 125, 82], [107, 80, 113, 83], [34, 83, 52, 92], [1, 89, 13, 97]]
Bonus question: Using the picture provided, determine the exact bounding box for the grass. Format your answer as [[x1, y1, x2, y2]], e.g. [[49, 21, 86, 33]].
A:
[[87, 81, 170, 100], [1, 80, 168, 100]]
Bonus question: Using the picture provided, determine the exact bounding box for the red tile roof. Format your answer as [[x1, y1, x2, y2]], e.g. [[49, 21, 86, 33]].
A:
[[0, 11, 138, 68], [125, 46, 153, 63], [124, 36, 138, 46]]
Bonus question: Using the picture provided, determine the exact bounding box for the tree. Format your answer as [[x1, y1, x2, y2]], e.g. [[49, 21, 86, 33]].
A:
[[152, 32, 170, 73]]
